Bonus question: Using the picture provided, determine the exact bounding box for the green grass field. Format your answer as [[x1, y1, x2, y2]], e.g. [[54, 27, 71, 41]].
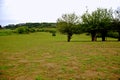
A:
[[0, 32, 120, 80]]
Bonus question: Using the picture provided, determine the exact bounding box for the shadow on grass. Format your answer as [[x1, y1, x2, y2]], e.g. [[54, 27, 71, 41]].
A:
[[71, 40, 119, 42], [56, 40, 119, 42]]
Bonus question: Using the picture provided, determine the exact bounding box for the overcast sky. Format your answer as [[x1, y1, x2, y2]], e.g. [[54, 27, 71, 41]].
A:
[[0, 0, 120, 26]]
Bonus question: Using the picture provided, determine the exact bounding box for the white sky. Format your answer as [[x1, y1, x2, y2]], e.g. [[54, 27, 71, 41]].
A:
[[0, 0, 120, 26]]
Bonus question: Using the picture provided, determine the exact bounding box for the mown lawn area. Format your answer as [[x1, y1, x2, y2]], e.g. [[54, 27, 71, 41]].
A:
[[0, 32, 120, 80]]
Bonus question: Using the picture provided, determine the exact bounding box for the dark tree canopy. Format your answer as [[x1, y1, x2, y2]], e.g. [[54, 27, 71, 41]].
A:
[[0, 25, 2, 29], [81, 8, 113, 41]]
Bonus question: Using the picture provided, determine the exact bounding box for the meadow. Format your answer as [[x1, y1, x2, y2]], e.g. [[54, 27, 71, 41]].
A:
[[0, 32, 120, 80]]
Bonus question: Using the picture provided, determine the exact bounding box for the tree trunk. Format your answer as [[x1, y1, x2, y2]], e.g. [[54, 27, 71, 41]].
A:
[[101, 31, 107, 41], [67, 34, 72, 42], [101, 33, 106, 41], [118, 31, 120, 41], [91, 31, 97, 41]]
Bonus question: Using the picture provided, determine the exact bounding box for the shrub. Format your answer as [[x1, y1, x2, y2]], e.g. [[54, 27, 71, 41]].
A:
[[52, 32, 56, 36], [50, 30, 56, 36], [107, 31, 118, 38], [0, 29, 13, 36], [16, 26, 29, 34], [96, 31, 119, 38], [29, 28, 36, 33], [36, 28, 46, 32]]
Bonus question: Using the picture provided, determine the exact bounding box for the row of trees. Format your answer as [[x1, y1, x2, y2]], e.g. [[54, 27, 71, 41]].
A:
[[57, 8, 120, 42]]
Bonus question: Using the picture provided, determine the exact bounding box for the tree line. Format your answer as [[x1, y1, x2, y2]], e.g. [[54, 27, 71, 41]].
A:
[[3, 22, 56, 29], [0, 23, 56, 35], [1, 7, 120, 42], [57, 8, 120, 42]]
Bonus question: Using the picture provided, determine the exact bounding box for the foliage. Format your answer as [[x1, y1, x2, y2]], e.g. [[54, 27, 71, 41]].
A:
[[96, 8, 113, 30], [29, 28, 36, 33], [51, 31, 56, 36], [16, 26, 29, 34], [4, 24, 16, 29], [112, 19, 120, 31], [36, 28, 56, 33], [97, 31, 119, 38], [112, 7, 120, 41], [115, 7, 120, 21], [2, 7, 120, 42], [107, 31, 119, 38], [81, 8, 113, 41], [0, 29, 13, 36], [4, 22, 56, 29], [0, 25, 2, 29], [57, 13, 81, 42]]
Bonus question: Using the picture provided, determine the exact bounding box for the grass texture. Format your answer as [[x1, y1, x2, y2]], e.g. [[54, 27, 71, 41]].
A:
[[0, 32, 120, 80]]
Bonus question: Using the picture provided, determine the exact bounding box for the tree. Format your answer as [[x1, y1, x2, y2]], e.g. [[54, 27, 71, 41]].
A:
[[57, 13, 81, 42], [81, 10, 98, 41], [112, 19, 120, 41], [97, 8, 113, 41], [81, 8, 113, 41], [115, 7, 120, 21], [113, 7, 120, 41], [0, 25, 2, 29]]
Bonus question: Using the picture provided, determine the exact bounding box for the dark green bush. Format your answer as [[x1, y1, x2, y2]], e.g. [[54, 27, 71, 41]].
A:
[[29, 28, 36, 33], [96, 31, 119, 38], [16, 26, 29, 34], [50, 30, 56, 36], [52, 32, 56, 36], [107, 31, 118, 38]]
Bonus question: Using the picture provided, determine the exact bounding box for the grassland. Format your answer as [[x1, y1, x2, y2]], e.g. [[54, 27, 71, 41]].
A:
[[0, 32, 120, 80]]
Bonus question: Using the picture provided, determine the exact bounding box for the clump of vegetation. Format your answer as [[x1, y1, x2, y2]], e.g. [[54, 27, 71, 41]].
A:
[[0, 29, 13, 36], [29, 28, 36, 33], [16, 26, 29, 34], [52, 31, 56, 36], [49, 30, 56, 36], [107, 31, 119, 38], [81, 8, 113, 41]]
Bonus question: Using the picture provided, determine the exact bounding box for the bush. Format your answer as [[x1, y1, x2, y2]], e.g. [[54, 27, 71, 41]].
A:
[[50, 30, 56, 36], [107, 31, 118, 38], [36, 28, 45, 32], [16, 26, 29, 34], [29, 28, 36, 33], [96, 31, 119, 38], [0, 29, 13, 36]]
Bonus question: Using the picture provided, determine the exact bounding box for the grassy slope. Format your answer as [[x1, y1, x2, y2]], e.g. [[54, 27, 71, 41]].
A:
[[0, 32, 120, 80]]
